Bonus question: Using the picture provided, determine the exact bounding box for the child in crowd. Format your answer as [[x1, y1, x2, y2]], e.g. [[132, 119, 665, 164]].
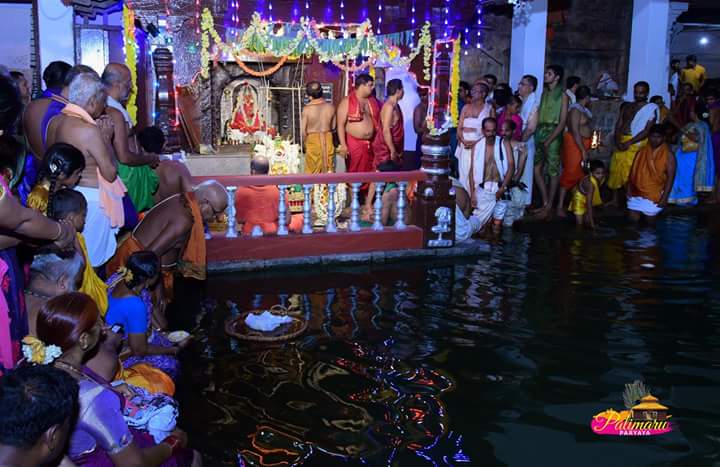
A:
[[499, 119, 528, 226], [568, 159, 606, 228], [26, 143, 85, 215], [497, 95, 524, 141], [49, 188, 109, 314]]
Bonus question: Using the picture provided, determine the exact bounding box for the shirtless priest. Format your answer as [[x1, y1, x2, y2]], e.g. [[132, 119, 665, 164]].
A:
[[301, 81, 336, 174], [336, 74, 381, 175]]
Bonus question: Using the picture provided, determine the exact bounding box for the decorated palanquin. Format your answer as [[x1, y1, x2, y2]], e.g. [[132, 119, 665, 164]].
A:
[[253, 136, 305, 214]]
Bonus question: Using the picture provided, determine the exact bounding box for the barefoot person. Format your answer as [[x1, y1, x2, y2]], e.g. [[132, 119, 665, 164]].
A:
[[337, 74, 381, 175], [568, 160, 606, 229], [44, 71, 125, 268], [517, 74, 539, 213], [534, 65, 569, 218], [557, 85, 593, 217], [456, 81, 494, 201], [373, 79, 405, 168], [301, 81, 336, 174], [471, 117, 514, 233], [106, 180, 228, 301], [608, 81, 659, 206], [102, 63, 160, 212], [627, 125, 676, 222]]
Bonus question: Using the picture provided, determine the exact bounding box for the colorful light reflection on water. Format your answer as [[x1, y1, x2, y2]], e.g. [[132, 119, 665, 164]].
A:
[[175, 212, 720, 466]]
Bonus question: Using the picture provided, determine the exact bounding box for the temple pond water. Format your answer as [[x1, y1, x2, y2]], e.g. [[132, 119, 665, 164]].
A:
[[173, 211, 720, 466]]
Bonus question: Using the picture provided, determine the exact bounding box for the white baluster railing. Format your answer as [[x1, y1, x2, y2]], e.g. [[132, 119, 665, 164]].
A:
[[350, 182, 361, 232], [326, 183, 337, 233], [395, 181, 407, 230], [225, 186, 237, 238], [372, 182, 385, 231], [277, 184, 288, 236], [302, 184, 313, 234]]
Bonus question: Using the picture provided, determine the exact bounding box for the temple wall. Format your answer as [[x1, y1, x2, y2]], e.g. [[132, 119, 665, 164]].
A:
[[459, 13, 512, 84], [546, 0, 633, 95]]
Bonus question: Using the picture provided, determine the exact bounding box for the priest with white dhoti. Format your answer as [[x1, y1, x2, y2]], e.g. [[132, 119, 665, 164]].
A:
[[466, 118, 515, 230]]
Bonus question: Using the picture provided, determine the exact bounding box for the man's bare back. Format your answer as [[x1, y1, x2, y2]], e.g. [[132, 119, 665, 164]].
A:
[[303, 101, 335, 135], [153, 160, 193, 204], [22, 98, 53, 157], [45, 114, 116, 188], [134, 194, 193, 266]]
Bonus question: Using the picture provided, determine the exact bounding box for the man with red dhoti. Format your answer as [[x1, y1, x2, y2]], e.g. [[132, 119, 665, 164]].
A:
[[337, 74, 381, 175], [373, 79, 405, 168]]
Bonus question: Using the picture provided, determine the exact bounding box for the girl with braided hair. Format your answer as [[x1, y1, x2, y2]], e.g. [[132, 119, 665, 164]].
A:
[[26, 143, 85, 215]]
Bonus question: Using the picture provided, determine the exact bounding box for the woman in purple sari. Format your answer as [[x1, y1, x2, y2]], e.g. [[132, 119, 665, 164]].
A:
[[105, 251, 186, 380], [35, 292, 200, 466]]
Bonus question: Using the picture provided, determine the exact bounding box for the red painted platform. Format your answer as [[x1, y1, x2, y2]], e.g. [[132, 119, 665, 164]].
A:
[[207, 227, 424, 262]]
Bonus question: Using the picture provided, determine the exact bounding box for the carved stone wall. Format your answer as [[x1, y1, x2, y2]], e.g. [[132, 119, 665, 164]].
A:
[[458, 12, 512, 84], [546, 0, 633, 94]]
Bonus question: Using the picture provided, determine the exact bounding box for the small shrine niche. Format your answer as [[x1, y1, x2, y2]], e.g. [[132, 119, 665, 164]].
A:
[[220, 78, 273, 145]]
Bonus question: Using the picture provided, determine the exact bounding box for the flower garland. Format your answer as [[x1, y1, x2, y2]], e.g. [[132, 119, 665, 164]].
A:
[[450, 37, 460, 127], [419, 22, 433, 82], [123, 5, 138, 125], [199, 8, 432, 79], [234, 54, 288, 77]]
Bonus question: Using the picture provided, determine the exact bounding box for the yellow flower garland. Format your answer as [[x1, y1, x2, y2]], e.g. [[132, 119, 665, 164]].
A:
[[450, 37, 460, 127], [123, 5, 138, 125]]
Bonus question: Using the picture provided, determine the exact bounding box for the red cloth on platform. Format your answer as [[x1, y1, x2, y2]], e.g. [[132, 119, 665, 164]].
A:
[[372, 107, 405, 169]]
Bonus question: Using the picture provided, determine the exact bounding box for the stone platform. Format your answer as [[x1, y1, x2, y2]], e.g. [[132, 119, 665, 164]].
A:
[[185, 145, 252, 176]]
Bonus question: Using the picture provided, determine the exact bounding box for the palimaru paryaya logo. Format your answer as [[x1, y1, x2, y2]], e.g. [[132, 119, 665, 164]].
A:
[[591, 380, 673, 437]]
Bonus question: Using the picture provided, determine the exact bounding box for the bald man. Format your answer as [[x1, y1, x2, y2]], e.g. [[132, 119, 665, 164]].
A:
[[301, 81, 336, 173], [44, 71, 122, 267], [106, 180, 228, 301], [102, 63, 160, 212], [234, 156, 303, 235]]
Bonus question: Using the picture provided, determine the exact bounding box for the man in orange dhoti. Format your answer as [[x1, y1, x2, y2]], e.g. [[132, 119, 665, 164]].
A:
[[627, 125, 676, 222], [337, 74, 381, 177], [234, 156, 303, 235], [302, 81, 336, 174], [557, 85, 593, 216], [106, 181, 227, 301]]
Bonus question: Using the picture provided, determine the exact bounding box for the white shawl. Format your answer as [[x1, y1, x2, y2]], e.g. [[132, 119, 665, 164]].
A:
[[630, 102, 659, 138]]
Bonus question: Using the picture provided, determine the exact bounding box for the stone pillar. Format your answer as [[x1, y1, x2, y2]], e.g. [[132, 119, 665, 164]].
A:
[[625, 0, 686, 102], [509, 0, 549, 93], [36, 0, 75, 80], [412, 133, 455, 248]]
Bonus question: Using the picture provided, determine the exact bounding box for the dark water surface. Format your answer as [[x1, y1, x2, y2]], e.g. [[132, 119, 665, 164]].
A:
[[174, 212, 720, 466]]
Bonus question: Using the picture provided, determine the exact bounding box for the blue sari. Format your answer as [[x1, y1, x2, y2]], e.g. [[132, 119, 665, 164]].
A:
[[669, 121, 715, 205]]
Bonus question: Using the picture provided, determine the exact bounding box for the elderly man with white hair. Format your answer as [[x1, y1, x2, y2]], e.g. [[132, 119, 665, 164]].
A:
[[44, 71, 124, 267], [106, 180, 228, 302]]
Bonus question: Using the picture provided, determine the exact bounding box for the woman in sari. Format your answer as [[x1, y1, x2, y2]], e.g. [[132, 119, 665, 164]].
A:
[[34, 292, 200, 466], [106, 251, 188, 380], [26, 143, 85, 214], [669, 103, 715, 205]]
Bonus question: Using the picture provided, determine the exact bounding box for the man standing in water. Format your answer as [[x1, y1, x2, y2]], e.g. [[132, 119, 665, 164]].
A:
[[301, 81, 336, 174], [608, 81, 659, 206], [627, 124, 676, 223], [472, 117, 514, 233], [533, 65, 569, 219], [337, 74, 381, 175]]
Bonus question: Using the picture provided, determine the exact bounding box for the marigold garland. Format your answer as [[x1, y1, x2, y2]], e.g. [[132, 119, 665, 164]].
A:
[[123, 5, 138, 125], [450, 37, 461, 127], [234, 54, 288, 77], [199, 8, 432, 79]]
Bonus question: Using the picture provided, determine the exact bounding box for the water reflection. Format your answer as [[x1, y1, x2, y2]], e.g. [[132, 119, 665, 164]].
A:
[[177, 213, 720, 466]]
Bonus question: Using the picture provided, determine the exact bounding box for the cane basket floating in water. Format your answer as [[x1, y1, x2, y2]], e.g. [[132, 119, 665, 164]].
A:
[[225, 304, 307, 342]]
